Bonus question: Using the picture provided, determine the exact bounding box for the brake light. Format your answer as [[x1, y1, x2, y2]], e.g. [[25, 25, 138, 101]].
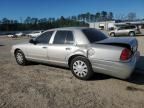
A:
[[120, 48, 132, 60]]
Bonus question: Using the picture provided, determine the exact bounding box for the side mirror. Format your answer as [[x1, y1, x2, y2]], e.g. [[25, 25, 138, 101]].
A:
[[29, 39, 37, 44]]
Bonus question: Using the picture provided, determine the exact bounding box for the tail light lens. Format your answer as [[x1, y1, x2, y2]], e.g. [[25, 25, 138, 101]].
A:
[[120, 48, 132, 61]]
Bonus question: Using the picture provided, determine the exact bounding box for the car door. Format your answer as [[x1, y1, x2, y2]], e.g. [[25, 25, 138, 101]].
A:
[[27, 31, 54, 61], [117, 26, 128, 35], [48, 30, 75, 65], [115, 27, 124, 35]]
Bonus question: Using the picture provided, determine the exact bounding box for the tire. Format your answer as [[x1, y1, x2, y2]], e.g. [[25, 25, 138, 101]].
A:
[[70, 56, 94, 80], [110, 32, 115, 37], [15, 50, 28, 66], [129, 32, 135, 37]]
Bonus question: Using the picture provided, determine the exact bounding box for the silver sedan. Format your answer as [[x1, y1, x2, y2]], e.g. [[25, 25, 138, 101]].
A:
[[11, 27, 140, 80]]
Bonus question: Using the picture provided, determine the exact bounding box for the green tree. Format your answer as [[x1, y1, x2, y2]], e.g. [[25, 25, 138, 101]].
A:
[[107, 12, 113, 20], [71, 16, 77, 20], [2, 18, 10, 24], [85, 12, 91, 22], [95, 12, 101, 21], [127, 12, 136, 21], [24, 17, 32, 24], [101, 11, 107, 21]]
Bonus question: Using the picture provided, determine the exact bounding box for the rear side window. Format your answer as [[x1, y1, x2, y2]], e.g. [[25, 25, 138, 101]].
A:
[[65, 31, 74, 44], [36, 31, 53, 44], [53, 31, 74, 44], [120, 26, 136, 29], [82, 28, 108, 43], [129, 26, 136, 29]]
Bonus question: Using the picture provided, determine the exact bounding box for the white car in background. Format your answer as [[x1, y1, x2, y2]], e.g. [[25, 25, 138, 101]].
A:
[[27, 31, 42, 38], [8, 34, 14, 38], [7, 33, 16, 38], [15, 32, 23, 37]]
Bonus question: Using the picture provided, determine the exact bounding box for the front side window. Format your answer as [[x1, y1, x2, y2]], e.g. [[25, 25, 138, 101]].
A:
[[36, 31, 53, 44], [118, 26, 125, 30], [53, 31, 74, 44]]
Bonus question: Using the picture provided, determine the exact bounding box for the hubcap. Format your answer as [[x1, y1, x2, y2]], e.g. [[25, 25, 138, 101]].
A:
[[16, 53, 23, 63], [111, 33, 114, 36], [73, 60, 88, 77], [130, 33, 134, 36]]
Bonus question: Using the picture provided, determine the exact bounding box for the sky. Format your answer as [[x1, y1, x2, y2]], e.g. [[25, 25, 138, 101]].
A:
[[0, 0, 144, 20]]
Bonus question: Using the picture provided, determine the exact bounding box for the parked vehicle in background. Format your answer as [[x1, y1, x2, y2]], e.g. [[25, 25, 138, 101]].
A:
[[11, 27, 140, 80], [7, 33, 16, 38], [15, 32, 23, 37], [27, 31, 43, 38], [7, 34, 14, 38], [109, 25, 141, 37]]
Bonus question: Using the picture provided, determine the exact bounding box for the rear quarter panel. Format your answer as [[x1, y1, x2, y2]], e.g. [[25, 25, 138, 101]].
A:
[[88, 44, 123, 62], [66, 45, 88, 62]]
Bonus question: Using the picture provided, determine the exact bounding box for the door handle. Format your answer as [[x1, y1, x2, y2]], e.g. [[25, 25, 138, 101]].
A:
[[66, 48, 71, 50], [42, 46, 47, 49]]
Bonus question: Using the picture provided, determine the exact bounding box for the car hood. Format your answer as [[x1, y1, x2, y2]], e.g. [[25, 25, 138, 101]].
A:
[[12, 42, 29, 48]]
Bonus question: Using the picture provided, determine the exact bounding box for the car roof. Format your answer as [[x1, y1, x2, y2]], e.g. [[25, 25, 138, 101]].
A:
[[119, 25, 136, 27], [45, 27, 88, 31]]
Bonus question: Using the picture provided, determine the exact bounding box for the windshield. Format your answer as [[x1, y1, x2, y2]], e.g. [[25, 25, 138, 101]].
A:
[[82, 28, 108, 43]]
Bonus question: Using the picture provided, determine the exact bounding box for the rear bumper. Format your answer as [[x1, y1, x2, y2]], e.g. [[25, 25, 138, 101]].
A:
[[90, 51, 140, 79]]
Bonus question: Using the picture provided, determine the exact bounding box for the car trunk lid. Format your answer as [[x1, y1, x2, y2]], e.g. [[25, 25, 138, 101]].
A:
[[96, 37, 138, 53]]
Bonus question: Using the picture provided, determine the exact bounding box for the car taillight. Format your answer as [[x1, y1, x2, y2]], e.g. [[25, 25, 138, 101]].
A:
[[120, 48, 132, 61]]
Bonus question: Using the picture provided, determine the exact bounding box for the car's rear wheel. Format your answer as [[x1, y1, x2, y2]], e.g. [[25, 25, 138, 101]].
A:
[[15, 50, 28, 65], [70, 56, 94, 80], [110, 32, 115, 37], [129, 32, 135, 37]]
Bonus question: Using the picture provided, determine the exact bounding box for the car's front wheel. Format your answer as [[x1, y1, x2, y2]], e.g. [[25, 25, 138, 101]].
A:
[[15, 50, 28, 66], [70, 56, 94, 80], [110, 32, 115, 37]]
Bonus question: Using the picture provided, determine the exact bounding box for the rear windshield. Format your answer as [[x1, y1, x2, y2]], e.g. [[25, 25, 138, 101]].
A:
[[82, 28, 108, 43]]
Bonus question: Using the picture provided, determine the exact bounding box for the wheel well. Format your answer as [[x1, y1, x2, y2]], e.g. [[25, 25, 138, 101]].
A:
[[14, 48, 21, 55], [129, 31, 135, 34], [68, 55, 86, 67], [110, 32, 115, 35]]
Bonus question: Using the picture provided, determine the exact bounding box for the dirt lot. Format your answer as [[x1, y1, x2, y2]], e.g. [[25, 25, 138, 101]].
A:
[[0, 36, 144, 108]]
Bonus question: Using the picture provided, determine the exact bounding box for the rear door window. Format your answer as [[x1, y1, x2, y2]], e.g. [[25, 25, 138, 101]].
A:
[[65, 31, 74, 44], [53, 31, 74, 44], [130, 26, 136, 29]]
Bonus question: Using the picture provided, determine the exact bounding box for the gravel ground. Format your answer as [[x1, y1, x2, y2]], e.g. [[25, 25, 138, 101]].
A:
[[0, 36, 144, 108]]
